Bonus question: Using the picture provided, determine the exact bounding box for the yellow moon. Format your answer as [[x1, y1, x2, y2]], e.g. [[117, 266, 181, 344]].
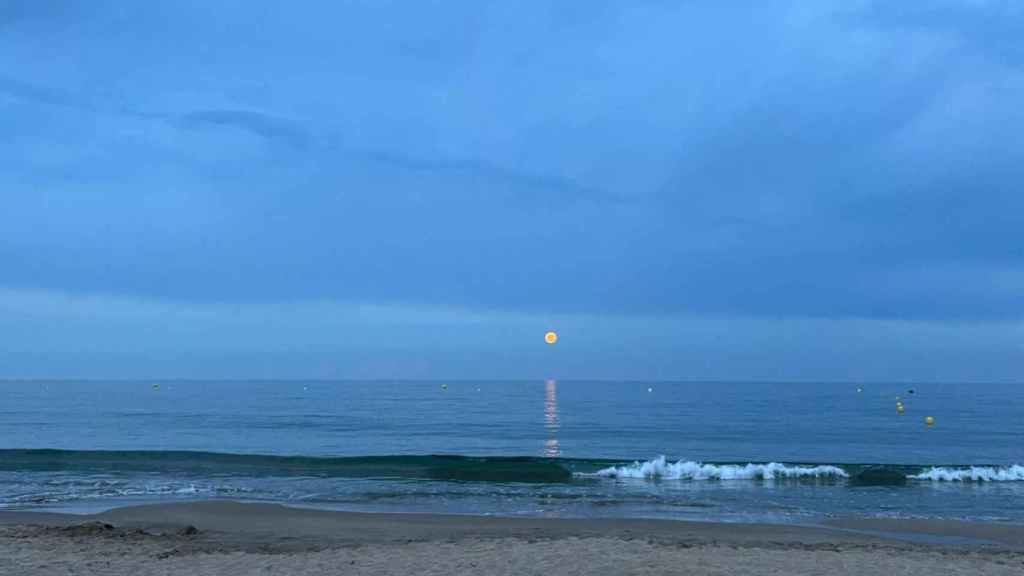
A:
[[544, 331, 558, 345]]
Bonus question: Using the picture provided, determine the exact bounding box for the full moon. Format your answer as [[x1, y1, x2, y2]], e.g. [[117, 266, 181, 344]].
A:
[[544, 331, 558, 345]]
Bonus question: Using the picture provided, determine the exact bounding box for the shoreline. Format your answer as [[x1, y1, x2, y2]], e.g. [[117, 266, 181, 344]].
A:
[[4, 501, 1024, 549], [3, 502, 1024, 574]]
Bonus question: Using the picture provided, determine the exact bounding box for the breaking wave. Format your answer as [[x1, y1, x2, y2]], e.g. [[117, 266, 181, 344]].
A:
[[586, 457, 1024, 484], [587, 456, 849, 480], [910, 465, 1024, 482]]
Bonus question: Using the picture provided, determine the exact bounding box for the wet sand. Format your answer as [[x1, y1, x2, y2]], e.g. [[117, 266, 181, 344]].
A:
[[2, 501, 1023, 575]]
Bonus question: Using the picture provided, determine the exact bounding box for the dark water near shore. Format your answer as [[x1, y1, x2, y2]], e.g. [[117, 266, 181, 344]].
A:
[[1, 380, 1022, 523]]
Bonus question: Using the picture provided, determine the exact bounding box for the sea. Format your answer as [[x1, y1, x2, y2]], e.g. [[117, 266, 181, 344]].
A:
[[1, 380, 1022, 524]]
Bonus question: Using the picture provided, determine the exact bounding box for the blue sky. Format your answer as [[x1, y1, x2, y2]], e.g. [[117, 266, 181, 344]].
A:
[[2, 1, 1022, 380]]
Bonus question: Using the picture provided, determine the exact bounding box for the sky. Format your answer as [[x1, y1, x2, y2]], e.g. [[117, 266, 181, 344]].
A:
[[2, 1, 1023, 381]]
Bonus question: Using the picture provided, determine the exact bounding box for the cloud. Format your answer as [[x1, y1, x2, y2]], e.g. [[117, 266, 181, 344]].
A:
[[0, 76, 86, 109], [857, 1, 1024, 68], [1, 0, 1023, 326], [177, 109, 311, 148]]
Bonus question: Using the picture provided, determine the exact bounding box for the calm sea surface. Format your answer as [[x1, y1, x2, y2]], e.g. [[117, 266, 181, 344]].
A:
[[1, 380, 1021, 523]]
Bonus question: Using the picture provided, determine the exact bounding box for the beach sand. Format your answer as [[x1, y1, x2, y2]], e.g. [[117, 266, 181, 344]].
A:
[[2, 502, 1023, 575]]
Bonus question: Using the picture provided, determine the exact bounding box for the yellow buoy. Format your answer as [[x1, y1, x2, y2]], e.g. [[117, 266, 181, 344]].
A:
[[925, 416, 935, 426], [544, 331, 558, 345]]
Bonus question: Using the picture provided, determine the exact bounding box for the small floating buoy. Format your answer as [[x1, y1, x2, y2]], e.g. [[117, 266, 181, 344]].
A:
[[925, 416, 934, 426], [647, 387, 653, 393], [544, 331, 558, 345], [856, 387, 863, 393]]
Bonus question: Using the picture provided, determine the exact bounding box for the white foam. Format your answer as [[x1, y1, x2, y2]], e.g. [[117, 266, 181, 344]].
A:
[[120, 483, 211, 496], [588, 456, 849, 480], [910, 465, 1024, 482]]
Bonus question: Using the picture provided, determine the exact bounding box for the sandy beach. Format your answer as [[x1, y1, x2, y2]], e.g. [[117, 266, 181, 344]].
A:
[[2, 502, 1023, 575]]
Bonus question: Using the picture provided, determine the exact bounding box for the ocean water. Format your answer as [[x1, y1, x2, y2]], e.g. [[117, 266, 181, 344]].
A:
[[1, 380, 1022, 523]]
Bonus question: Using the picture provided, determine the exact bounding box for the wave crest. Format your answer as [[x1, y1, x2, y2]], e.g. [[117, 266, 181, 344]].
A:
[[910, 465, 1024, 482], [589, 456, 849, 480]]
